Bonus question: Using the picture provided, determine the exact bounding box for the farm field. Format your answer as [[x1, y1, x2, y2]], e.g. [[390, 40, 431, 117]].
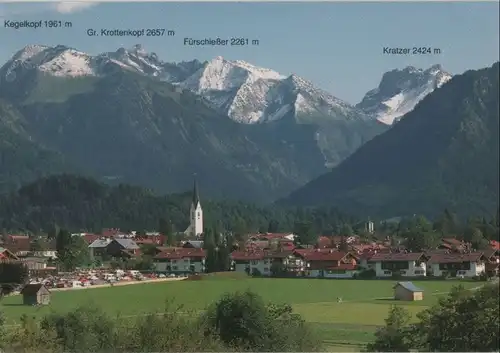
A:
[[0, 278, 480, 350]]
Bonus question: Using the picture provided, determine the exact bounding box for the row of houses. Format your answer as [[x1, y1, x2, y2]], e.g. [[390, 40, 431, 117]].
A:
[[148, 244, 499, 279], [3, 231, 500, 280]]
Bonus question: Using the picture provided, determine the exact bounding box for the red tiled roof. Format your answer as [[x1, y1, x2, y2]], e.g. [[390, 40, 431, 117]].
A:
[[231, 251, 266, 261], [442, 237, 465, 246], [154, 248, 205, 260], [4, 235, 31, 253], [427, 252, 487, 264], [295, 249, 353, 262], [10, 235, 29, 240], [83, 234, 100, 244], [490, 240, 500, 251], [134, 236, 165, 245], [368, 252, 427, 262]]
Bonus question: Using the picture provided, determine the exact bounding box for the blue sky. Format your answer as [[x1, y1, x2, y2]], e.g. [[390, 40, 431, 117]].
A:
[[1, 2, 498, 103]]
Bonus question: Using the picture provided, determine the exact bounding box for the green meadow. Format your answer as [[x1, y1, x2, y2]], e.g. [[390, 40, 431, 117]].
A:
[[0, 277, 479, 351]]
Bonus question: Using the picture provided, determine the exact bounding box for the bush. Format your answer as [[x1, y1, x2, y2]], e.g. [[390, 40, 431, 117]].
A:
[[356, 268, 376, 279], [201, 290, 322, 351]]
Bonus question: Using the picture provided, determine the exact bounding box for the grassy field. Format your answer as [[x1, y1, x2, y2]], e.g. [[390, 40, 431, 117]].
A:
[[0, 278, 480, 350]]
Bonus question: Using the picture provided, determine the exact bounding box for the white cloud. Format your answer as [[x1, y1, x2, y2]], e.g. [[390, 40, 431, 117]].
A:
[[0, 2, 97, 18], [53, 2, 97, 14]]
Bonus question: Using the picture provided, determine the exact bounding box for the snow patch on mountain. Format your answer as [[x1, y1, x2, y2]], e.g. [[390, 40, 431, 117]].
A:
[[38, 49, 95, 76], [357, 64, 452, 125]]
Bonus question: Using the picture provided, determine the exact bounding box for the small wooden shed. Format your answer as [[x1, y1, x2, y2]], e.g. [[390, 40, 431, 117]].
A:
[[20, 283, 51, 305], [394, 281, 424, 301]]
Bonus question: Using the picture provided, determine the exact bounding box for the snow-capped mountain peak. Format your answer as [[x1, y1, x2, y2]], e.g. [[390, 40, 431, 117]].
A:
[[3, 44, 445, 127], [356, 64, 452, 125]]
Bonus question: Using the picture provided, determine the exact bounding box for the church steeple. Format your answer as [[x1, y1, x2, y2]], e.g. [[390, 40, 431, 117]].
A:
[[192, 175, 200, 206]]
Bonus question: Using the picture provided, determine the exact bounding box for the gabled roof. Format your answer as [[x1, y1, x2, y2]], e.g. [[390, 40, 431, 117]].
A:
[[183, 240, 204, 248], [20, 283, 50, 295], [154, 247, 205, 260], [368, 252, 427, 262], [427, 252, 487, 264], [294, 249, 356, 262], [114, 238, 139, 250], [231, 251, 266, 261], [395, 281, 423, 293], [88, 239, 112, 248]]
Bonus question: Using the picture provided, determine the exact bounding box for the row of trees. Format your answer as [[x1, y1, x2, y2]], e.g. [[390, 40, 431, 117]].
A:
[[0, 291, 322, 352]]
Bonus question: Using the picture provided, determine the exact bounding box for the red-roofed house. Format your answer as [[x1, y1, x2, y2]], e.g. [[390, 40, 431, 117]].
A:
[[83, 234, 102, 245], [231, 250, 294, 276], [153, 248, 206, 274], [426, 252, 490, 278], [0, 247, 19, 261], [293, 249, 359, 278], [368, 252, 429, 277], [3, 235, 31, 256]]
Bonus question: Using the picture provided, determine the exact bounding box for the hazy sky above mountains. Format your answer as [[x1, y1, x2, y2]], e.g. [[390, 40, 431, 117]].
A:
[[0, 2, 498, 103]]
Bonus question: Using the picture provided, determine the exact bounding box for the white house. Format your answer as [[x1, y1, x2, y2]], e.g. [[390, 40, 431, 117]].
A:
[[153, 248, 205, 274], [426, 252, 489, 278], [293, 249, 359, 278], [367, 252, 428, 277]]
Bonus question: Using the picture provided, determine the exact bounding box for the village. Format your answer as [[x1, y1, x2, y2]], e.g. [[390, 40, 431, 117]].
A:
[[1, 228, 499, 286], [1, 181, 499, 304]]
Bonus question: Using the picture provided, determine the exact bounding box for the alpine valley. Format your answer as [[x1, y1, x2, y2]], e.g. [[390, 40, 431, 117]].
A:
[[0, 44, 456, 206]]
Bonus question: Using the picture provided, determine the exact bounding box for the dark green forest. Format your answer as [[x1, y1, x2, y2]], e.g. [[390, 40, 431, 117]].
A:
[[0, 174, 358, 234]]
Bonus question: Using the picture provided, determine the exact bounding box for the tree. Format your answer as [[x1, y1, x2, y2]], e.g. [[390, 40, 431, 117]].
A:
[[293, 221, 317, 246], [159, 218, 174, 246], [0, 262, 29, 296], [201, 290, 322, 351], [56, 229, 89, 271], [340, 224, 354, 236], [464, 227, 490, 250], [434, 209, 459, 236], [203, 228, 218, 273], [267, 219, 279, 233], [338, 236, 349, 251], [404, 229, 440, 252], [47, 223, 59, 240], [365, 305, 412, 352]]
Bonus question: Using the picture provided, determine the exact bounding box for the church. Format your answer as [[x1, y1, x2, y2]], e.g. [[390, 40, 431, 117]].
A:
[[184, 177, 203, 238]]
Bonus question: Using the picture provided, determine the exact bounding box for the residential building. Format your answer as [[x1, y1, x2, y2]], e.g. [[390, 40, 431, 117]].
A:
[[367, 252, 428, 277], [293, 249, 359, 278], [426, 252, 489, 277], [153, 247, 205, 274], [3, 235, 31, 256], [88, 238, 140, 260], [230, 250, 295, 276]]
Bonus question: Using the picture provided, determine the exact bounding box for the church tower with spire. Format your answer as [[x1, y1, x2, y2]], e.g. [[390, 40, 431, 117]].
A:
[[187, 176, 203, 237]]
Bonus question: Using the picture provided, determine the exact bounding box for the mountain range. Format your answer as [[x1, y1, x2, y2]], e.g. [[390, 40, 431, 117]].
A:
[[281, 62, 499, 218], [1, 43, 486, 216]]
